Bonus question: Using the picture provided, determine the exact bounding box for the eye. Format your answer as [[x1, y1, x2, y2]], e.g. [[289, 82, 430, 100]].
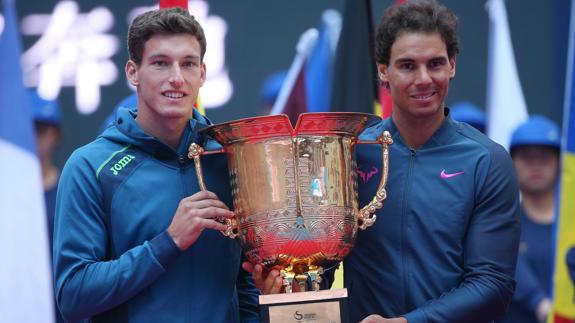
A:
[[399, 62, 414, 71], [429, 59, 446, 69], [152, 60, 168, 67], [182, 61, 196, 68]]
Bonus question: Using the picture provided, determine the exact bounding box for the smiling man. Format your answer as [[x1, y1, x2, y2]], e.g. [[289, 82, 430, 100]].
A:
[[321, 1, 521, 322], [53, 8, 259, 322]]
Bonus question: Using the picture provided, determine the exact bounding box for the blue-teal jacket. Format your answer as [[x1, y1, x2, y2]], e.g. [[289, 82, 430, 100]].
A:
[[327, 111, 520, 323], [53, 108, 260, 322]]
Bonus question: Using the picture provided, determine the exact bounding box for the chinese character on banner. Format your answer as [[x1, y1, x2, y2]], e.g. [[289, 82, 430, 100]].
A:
[[21, 0, 119, 114]]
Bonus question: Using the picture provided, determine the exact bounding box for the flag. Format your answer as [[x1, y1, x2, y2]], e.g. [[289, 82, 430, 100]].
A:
[[330, 0, 380, 115], [194, 94, 205, 115], [159, 0, 188, 10], [378, 0, 407, 118], [305, 9, 341, 113], [485, 0, 529, 150], [549, 1, 575, 321], [270, 29, 317, 125], [0, 0, 54, 321]]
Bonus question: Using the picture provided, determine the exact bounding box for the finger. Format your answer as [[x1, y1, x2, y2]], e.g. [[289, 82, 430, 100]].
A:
[[263, 269, 282, 294], [187, 190, 219, 201], [188, 207, 235, 219], [199, 217, 229, 232], [252, 264, 264, 289], [242, 261, 255, 273], [182, 199, 230, 211], [292, 280, 301, 292], [269, 275, 283, 294]]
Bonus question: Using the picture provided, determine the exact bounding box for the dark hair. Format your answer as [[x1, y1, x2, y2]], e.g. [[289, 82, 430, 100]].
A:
[[375, 0, 459, 65], [127, 7, 207, 65]]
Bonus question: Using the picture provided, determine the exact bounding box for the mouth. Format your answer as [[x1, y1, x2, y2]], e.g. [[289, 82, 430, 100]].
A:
[[410, 91, 436, 100], [162, 91, 186, 99]]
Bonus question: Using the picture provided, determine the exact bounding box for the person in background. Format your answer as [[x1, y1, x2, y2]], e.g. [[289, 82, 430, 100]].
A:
[[449, 100, 486, 133], [498, 115, 561, 323], [30, 90, 65, 323], [98, 92, 138, 133], [30, 91, 62, 243], [53, 7, 259, 322]]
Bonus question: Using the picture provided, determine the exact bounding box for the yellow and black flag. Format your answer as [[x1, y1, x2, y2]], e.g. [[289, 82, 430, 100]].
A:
[[330, 0, 381, 116]]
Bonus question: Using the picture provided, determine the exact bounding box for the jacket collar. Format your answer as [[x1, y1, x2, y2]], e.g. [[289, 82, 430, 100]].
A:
[[360, 108, 458, 150]]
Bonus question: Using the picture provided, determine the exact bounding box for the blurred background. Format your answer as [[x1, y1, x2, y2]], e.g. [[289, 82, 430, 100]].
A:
[[6, 0, 572, 166], [2, 1, 575, 321]]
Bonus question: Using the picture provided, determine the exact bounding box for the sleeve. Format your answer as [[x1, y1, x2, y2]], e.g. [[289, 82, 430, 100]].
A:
[[513, 254, 547, 314], [236, 254, 261, 323], [403, 145, 521, 323], [53, 151, 181, 321]]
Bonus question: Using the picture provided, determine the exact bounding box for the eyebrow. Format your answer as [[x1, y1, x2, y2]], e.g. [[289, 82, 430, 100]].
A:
[[147, 54, 201, 61], [394, 58, 415, 64], [394, 56, 448, 64]]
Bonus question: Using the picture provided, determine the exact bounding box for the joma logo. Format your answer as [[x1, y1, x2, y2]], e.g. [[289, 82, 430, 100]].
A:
[[110, 154, 135, 175]]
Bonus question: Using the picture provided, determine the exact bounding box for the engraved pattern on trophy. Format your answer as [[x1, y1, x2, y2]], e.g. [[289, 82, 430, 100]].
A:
[[190, 113, 392, 293]]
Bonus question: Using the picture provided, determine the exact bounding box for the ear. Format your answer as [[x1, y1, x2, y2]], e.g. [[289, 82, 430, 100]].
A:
[[125, 60, 139, 87], [200, 62, 207, 86], [377, 63, 389, 84], [449, 56, 456, 79]]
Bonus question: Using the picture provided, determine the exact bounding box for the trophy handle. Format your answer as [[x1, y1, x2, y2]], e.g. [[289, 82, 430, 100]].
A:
[[356, 131, 393, 230], [187, 143, 239, 239]]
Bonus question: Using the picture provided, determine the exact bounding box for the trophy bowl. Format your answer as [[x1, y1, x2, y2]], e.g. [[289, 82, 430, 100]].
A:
[[189, 112, 392, 292]]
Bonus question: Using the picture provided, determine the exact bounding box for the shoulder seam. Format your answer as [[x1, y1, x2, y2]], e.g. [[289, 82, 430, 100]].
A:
[[96, 144, 132, 178]]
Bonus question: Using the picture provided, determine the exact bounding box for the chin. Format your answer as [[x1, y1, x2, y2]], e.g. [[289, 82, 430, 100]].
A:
[[410, 106, 442, 118], [158, 108, 191, 119]]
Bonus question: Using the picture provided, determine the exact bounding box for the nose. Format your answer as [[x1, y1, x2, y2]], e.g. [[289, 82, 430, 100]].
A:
[[168, 63, 184, 86], [414, 66, 432, 85]]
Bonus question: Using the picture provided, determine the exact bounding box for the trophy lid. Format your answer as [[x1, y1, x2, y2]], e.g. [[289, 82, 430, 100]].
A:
[[201, 112, 381, 145]]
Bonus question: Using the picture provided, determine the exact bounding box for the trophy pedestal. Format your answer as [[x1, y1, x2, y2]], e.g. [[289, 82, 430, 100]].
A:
[[259, 288, 349, 323]]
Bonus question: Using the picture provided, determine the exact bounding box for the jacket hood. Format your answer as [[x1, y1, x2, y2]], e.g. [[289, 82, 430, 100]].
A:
[[99, 107, 221, 159]]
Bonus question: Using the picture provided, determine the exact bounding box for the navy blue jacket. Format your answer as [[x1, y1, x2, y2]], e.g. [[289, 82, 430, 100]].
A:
[[498, 209, 553, 323], [53, 108, 259, 322], [326, 112, 520, 323]]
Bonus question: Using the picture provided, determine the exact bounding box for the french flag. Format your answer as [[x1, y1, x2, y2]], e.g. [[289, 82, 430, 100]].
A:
[[0, 0, 54, 321]]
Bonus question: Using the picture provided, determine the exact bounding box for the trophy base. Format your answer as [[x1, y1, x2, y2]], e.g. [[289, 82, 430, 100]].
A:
[[259, 288, 349, 323]]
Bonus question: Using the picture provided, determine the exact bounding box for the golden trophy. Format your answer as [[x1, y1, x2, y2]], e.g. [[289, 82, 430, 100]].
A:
[[189, 112, 392, 323]]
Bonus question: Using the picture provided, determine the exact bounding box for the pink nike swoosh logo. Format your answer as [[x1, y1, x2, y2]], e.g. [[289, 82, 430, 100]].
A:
[[440, 169, 464, 179]]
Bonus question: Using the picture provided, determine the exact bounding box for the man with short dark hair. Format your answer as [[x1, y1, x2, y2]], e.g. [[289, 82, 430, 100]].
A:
[[53, 8, 259, 322], [339, 1, 520, 322]]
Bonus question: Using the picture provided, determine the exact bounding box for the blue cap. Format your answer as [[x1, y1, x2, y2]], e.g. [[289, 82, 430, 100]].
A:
[[450, 101, 486, 132], [510, 115, 561, 150], [260, 70, 287, 105], [99, 92, 138, 133], [29, 90, 61, 126], [115, 92, 138, 110]]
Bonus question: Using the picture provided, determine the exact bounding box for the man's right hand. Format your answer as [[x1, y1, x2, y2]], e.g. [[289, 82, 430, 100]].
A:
[[241, 262, 284, 294], [359, 315, 407, 323], [167, 190, 234, 250]]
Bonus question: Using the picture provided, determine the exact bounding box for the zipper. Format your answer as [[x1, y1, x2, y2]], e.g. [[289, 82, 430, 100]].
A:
[[402, 148, 416, 310], [178, 154, 190, 196], [178, 155, 186, 167]]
